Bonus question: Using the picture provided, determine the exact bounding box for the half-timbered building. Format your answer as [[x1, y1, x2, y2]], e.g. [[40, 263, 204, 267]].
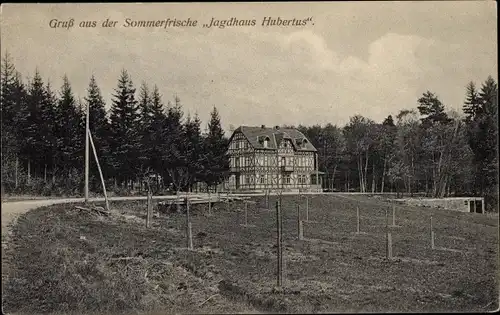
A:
[[225, 125, 322, 192]]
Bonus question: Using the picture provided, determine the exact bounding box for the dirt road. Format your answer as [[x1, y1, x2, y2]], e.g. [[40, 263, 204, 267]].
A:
[[0, 192, 393, 238], [1, 195, 212, 238]]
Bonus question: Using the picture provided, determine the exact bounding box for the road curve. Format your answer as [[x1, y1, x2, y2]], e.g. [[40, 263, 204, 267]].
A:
[[0, 194, 210, 237], [1, 191, 370, 237]]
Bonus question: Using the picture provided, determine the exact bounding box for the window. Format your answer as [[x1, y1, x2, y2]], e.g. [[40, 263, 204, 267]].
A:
[[284, 174, 291, 184], [298, 175, 307, 185], [260, 175, 265, 184], [263, 136, 270, 148]]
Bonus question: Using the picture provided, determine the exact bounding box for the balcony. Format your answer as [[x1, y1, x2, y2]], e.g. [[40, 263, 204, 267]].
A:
[[281, 165, 294, 172]]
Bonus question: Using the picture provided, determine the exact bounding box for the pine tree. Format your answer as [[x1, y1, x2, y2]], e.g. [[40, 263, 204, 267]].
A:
[[40, 81, 58, 180], [468, 76, 498, 207], [109, 69, 141, 187], [463, 82, 481, 122], [138, 82, 153, 172], [11, 71, 28, 165], [1, 53, 17, 124], [11, 71, 28, 130], [148, 86, 167, 189], [84, 75, 111, 186], [183, 113, 204, 189], [22, 70, 46, 176], [203, 106, 229, 189], [54, 75, 84, 175], [382, 115, 395, 127], [162, 96, 186, 192], [1, 53, 21, 190], [417, 91, 451, 127]]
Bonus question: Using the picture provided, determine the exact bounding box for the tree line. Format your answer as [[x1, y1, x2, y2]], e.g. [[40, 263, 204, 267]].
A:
[[1, 53, 229, 196], [291, 78, 497, 211], [1, 53, 497, 211]]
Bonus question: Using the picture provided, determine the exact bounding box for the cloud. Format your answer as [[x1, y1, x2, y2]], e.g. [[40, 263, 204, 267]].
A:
[[265, 30, 440, 124], [283, 30, 339, 70]]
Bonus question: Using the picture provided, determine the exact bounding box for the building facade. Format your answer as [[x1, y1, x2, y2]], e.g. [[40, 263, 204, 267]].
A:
[[225, 125, 322, 192]]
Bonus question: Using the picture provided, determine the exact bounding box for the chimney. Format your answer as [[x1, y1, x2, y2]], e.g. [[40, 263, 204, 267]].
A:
[[261, 125, 266, 129]]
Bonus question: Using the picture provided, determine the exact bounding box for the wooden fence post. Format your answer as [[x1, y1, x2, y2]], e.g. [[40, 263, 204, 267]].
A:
[[186, 197, 193, 250], [208, 191, 212, 216], [356, 206, 360, 234], [146, 190, 152, 228], [27, 160, 31, 185], [392, 205, 396, 227], [299, 220, 304, 241], [385, 208, 393, 260], [276, 200, 283, 287], [280, 199, 285, 283], [265, 190, 269, 210], [387, 230, 393, 259], [430, 215, 435, 249], [306, 196, 309, 222], [14, 156, 19, 188], [297, 204, 301, 240]]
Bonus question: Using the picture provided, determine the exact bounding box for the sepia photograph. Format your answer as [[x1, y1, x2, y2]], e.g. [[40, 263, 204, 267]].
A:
[[1, 2, 498, 314]]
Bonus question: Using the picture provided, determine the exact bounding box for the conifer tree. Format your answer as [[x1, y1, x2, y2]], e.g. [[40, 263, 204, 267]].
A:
[[417, 91, 451, 127], [1, 53, 21, 189], [40, 81, 58, 180], [183, 113, 204, 189], [203, 106, 229, 190], [162, 96, 186, 192], [84, 75, 111, 185], [463, 81, 481, 122], [22, 70, 46, 176], [109, 69, 141, 187], [138, 82, 153, 172], [1, 53, 17, 125], [148, 86, 167, 190], [467, 76, 498, 205], [55, 75, 84, 175]]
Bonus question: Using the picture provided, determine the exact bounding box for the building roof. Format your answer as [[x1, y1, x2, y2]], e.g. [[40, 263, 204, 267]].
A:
[[230, 125, 317, 152]]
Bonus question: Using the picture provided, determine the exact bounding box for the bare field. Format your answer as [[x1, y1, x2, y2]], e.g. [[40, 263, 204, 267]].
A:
[[2, 194, 498, 314]]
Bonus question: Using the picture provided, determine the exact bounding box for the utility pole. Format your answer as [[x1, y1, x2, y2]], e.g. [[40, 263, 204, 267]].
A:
[[316, 152, 320, 192], [84, 101, 89, 202], [88, 129, 109, 211]]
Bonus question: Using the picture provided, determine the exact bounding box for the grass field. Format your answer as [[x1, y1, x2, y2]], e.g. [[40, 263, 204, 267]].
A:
[[2, 194, 498, 314]]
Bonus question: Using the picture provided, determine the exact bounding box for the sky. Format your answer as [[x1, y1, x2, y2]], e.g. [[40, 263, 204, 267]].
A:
[[1, 2, 497, 134]]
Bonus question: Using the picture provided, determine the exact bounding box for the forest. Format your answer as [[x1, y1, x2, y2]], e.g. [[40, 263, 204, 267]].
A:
[[1, 53, 498, 211]]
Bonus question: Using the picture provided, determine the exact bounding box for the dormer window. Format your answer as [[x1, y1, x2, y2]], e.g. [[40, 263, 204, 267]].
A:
[[263, 137, 270, 148], [302, 139, 308, 148]]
